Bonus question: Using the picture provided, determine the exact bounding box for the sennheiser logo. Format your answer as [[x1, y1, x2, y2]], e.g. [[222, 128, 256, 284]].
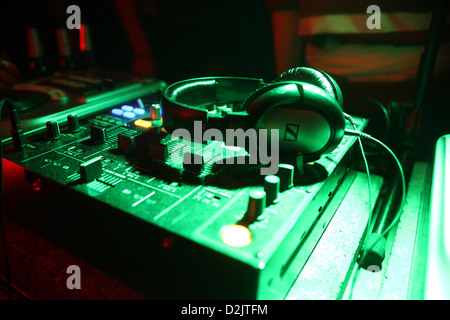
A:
[[284, 124, 299, 142]]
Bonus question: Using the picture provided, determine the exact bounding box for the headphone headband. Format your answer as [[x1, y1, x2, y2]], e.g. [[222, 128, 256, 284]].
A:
[[161, 77, 265, 134]]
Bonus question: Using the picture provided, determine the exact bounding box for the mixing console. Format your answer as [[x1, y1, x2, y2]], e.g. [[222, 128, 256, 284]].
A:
[[1, 73, 367, 299]]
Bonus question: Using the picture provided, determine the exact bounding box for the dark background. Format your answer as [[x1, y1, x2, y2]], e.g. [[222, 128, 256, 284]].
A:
[[0, 0, 277, 82]]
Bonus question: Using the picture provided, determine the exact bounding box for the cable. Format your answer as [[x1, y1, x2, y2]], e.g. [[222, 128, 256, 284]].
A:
[[343, 127, 406, 299], [344, 113, 373, 235], [0, 98, 12, 300], [348, 99, 391, 143], [343, 113, 373, 300], [346, 129, 406, 240]]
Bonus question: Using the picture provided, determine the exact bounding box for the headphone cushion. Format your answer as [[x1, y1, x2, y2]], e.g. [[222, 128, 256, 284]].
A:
[[274, 67, 343, 107]]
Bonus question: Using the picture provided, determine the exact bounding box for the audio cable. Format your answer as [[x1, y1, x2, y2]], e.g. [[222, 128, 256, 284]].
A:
[[343, 113, 406, 298], [344, 113, 373, 260], [345, 127, 406, 250], [348, 99, 391, 143]]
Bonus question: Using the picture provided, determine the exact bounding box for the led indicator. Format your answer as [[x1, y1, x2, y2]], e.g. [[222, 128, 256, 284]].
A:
[[137, 98, 145, 109], [162, 236, 175, 249], [133, 108, 145, 115], [221, 225, 252, 247], [123, 111, 136, 119], [111, 108, 123, 116], [134, 119, 152, 129], [121, 105, 134, 112], [79, 24, 86, 52]]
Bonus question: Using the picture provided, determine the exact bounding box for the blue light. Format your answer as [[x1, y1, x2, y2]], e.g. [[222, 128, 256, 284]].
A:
[[111, 108, 124, 116], [123, 111, 136, 119], [133, 108, 145, 115], [121, 105, 134, 112], [137, 98, 144, 109]]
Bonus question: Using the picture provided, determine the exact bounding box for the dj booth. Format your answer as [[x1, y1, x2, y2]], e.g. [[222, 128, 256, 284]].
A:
[[0, 67, 446, 300]]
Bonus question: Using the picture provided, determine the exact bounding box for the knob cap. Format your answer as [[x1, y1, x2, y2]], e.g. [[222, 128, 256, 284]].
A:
[[80, 156, 103, 182], [90, 125, 107, 144], [67, 114, 80, 132], [150, 104, 161, 120], [264, 175, 280, 205], [148, 141, 168, 161], [244, 190, 266, 223], [183, 152, 204, 175], [276, 163, 294, 191], [46, 120, 61, 140], [117, 132, 137, 154]]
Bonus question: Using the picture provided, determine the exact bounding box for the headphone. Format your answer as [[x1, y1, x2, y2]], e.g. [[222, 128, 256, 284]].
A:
[[161, 67, 345, 162]]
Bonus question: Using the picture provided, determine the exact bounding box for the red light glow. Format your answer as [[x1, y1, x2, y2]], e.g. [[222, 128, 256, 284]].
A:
[[79, 24, 86, 52]]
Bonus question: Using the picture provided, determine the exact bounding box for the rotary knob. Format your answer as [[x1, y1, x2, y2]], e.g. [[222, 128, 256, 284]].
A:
[[150, 104, 161, 120], [243, 190, 266, 223], [67, 114, 80, 132], [90, 125, 107, 144], [264, 175, 280, 205], [276, 163, 294, 191], [46, 120, 61, 140]]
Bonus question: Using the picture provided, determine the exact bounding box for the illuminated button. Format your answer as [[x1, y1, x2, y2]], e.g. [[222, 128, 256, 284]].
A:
[[121, 105, 134, 112], [111, 108, 123, 117], [123, 111, 136, 119], [221, 225, 252, 247], [133, 108, 145, 116], [134, 119, 152, 129]]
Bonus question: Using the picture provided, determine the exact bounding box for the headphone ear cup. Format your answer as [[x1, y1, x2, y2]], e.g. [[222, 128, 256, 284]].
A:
[[242, 81, 345, 162], [274, 67, 344, 108], [241, 67, 346, 161]]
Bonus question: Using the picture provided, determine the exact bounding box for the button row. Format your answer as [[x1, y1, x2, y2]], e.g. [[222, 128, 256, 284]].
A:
[[111, 106, 145, 119]]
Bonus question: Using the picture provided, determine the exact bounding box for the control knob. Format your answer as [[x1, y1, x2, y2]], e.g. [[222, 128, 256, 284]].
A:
[[46, 120, 61, 140], [67, 114, 80, 132], [276, 163, 294, 191], [264, 175, 280, 205], [243, 190, 266, 223]]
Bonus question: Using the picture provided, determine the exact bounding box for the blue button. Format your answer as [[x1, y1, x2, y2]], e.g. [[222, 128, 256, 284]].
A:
[[123, 111, 136, 119], [111, 108, 124, 116], [121, 105, 134, 112], [133, 108, 145, 115]]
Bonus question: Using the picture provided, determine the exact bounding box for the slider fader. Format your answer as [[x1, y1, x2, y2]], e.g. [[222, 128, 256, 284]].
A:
[[2, 98, 367, 299]]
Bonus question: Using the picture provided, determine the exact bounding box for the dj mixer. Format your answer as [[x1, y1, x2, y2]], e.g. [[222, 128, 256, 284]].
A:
[[1, 70, 367, 299]]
